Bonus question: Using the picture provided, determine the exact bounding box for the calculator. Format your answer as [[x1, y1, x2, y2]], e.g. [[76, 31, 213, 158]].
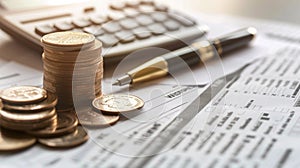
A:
[[0, 0, 208, 63]]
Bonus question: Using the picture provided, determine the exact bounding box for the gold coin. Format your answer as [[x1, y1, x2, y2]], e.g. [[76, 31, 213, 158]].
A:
[[43, 75, 103, 85], [0, 108, 56, 123], [43, 52, 102, 64], [0, 86, 47, 104], [56, 104, 74, 111], [0, 128, 36, 151], [38, 126, 88, 148], [92, 94, 144, 114], [43, 40, 102, 63], [43, 55, 102, 68], [44, 59, 103, 69], [56, 108, 75, 113], [43, 79, 102, 90], [42, 87, 100, 98], [41, 31, 95, 49], [3, 92, 57, 111], [43, 67, 102, 79], [44, 40, 102, 57], [0, 114, 57, 131], [43, 62, 101, 73], [76, 107, 119, 127], [27, 112, 78, 137], [42, 54, 102, 67]]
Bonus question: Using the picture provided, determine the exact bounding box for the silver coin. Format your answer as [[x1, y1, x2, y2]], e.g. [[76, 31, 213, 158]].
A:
[[92, 94, 144, 113]]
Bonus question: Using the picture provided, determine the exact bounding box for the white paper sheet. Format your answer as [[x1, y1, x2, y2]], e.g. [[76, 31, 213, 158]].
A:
[[0, 62, 43, 88], [143, 47, 300, 168], [4, 46, 300, 167]]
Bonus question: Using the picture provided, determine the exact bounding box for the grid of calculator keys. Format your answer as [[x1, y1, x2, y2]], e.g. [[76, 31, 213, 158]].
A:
[[34, 0, 196, 48]]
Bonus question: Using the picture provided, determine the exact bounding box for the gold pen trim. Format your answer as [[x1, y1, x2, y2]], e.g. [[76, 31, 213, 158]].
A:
[[192, 41, 215, 62], [127, 57, 169, 84], [213, 39, 223, 55]]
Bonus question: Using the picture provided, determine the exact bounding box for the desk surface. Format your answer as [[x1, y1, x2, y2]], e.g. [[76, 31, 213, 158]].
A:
[[166, 0, 300, 25], [0, 0, 299, 25]]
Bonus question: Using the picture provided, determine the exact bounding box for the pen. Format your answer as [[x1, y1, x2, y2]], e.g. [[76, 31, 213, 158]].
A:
[[113, 27, 257, 86]]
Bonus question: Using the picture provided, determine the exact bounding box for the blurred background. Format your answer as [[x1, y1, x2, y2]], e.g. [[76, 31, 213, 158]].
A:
[[167, 0, 300, 25], [1, 0, 298, 24]]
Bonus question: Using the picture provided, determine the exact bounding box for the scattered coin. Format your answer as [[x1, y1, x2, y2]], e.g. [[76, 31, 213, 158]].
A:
[[38, 126, 88, 148], [76, 107, 119, 127], [0, 86, 47, 104], [92, 94, 144, 114], [0, 128, 36, 152]]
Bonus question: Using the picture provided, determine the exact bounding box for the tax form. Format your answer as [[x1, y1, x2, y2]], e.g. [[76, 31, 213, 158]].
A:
[[3, 46, 298, 168], [0, 62, 42, 88], [141, 47, 300, 168], [2, 47, 300, 168]]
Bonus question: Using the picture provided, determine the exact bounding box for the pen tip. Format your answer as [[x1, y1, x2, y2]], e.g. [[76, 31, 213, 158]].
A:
[[112, 81, 120, 86], [112, 75, 132, 86]]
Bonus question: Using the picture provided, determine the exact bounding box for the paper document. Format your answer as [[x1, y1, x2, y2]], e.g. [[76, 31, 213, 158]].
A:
[[142, 47, 300, 168], [0, 61, 42, 88], [6, 46, 300, 168], [0, 82, 206, 167]]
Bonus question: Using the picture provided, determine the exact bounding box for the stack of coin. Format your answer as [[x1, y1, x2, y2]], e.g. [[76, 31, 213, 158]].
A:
[[41, 31, 103, 111], [0, 86, 57, 131], [0, 86, 88, 151]]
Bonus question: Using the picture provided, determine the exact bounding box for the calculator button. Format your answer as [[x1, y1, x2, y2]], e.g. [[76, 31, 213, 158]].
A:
[[90, 15, 108, 25], [35, 24, 57, 36], [163, 20, 180, 31], [123, 8, 140, 17], [126, 0, 140, 7], [151, 13, 168, 22], [83, 26, 104, 36], [97, 34, 119, 47], [71, 29, 84, 32], [108, 11, 126, 21], [72, 18, 92, 28], [154, 3, 168, 12], [132, 27, 151, 39], [102, 22, 121, 33], [168, 12, 195, 27], [54, 21, 73, 31], [141, 0, 154, 5], [147, 23, 167, 35], [115, 31, 135, 43], [110, 1, 126, 10], [119, 18, 139, 29], [138, 5, 155, 13], [136, 15, 154, 26], [83, 7, 95, 13]]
